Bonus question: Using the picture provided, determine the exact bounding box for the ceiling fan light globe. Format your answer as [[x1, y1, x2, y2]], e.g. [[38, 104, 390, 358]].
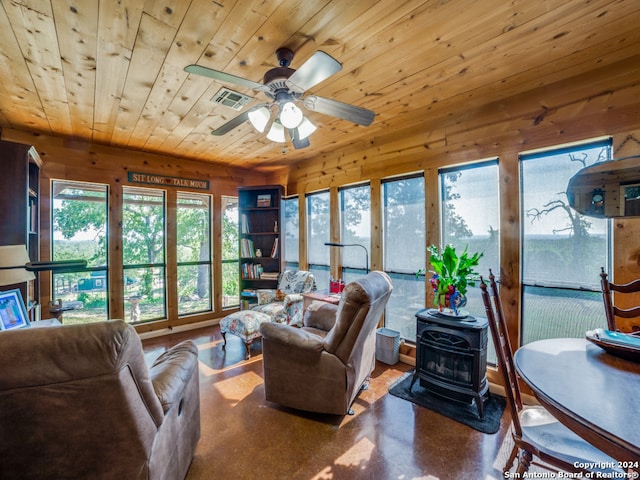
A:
[[280, 101, 303, 129], [248, 107, 271, 133], [266, 121, 286, 143], [297, 117, 317, 140]]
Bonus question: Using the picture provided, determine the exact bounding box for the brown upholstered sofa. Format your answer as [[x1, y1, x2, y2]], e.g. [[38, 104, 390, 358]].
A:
[[0, 320, 200, 480], [259, 270, 393, 415]]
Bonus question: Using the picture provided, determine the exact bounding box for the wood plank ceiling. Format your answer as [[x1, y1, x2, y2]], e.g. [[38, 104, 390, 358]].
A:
[[0, 0, 638, 173]]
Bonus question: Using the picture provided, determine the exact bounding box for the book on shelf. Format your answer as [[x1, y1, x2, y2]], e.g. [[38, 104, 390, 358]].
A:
[[260, 272, 279, 280], [241, 263, 264, 279], [240, 213, 250, 234], [270, 238, 279, 258], [240, 238, 255, 258]]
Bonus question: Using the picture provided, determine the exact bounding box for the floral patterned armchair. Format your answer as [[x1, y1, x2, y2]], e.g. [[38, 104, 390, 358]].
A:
[[250, 270, 316, 327]]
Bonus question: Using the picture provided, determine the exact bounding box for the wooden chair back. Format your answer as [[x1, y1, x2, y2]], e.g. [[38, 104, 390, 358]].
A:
[[479, 270, 523, 437], [600, 267, 640, 332], [482, 269, 626, 475]]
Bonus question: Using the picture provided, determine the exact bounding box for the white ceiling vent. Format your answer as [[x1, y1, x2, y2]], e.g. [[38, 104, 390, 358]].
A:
[[211, 88, 252, 111]]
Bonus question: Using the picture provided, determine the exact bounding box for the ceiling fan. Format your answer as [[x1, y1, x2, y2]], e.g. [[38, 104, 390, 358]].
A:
[[184, 48, 375, 149]]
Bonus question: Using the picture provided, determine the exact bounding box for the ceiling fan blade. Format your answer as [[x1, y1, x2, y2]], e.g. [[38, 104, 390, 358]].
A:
[[210, 111, 250, 136], [286, 51, 342, 94], [303, 96, 375, 126], [184, 64, 267, 92]]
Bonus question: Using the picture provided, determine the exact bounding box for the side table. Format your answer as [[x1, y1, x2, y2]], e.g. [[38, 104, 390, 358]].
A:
[[31, 318, 62, 328], [301, 291, 341, 312]]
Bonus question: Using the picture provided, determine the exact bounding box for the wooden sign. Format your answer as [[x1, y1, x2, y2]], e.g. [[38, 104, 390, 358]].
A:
[[128, 172, 209, 190]]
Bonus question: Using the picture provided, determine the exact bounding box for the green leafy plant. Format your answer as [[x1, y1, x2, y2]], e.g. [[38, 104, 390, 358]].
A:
[[421, 244, 483, 308]]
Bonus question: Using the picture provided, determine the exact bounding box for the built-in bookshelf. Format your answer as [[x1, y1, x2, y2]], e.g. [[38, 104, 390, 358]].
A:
[[238, 185, 283, 309], [0, 141, 42, 315]]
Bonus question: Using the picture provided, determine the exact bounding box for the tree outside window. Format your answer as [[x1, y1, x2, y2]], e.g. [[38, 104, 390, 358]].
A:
[[51, 181, 108, 324], [520, 139, 611, 343], [339, 184, 370, 283], [221, 196, 239, 308], [440, 161, 499, 319], [177, 193, 212, 316], [383, 175, 425, 341], [283, 197, 299, 270], [122, 187, 166, 322], [307, 191, 330, 289]]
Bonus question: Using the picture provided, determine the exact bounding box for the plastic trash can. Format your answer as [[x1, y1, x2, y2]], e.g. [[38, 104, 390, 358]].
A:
[[376, 327, 400, 365]]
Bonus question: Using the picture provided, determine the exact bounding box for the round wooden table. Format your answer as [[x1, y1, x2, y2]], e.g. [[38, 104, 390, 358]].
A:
[[514, 338, 640, 463]]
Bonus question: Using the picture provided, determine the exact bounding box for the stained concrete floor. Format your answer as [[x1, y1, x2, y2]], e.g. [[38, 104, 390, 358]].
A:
[[142, 324, 514, 480]]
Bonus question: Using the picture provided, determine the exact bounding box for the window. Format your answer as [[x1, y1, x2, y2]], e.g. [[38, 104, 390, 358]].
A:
[[221, 196, 239, 309], [122, 187, 166, 322], [440, 160, 500, 318], [520, 138, 611, 344], [283, 196, 299, 270], [382, 175, 425, 341], [177, 193, 212, 316], [306, 191, 330, 289], [51, 181, 109, 324], [339, 184, 370, 284]]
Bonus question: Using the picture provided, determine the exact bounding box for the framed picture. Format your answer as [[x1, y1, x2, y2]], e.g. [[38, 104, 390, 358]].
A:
[[256, 194, 271, 207], [0, 289, 30, 330]]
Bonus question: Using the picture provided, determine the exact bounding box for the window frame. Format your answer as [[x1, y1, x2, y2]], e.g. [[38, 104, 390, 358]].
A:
[[122, 185, 167, 323], [306, 190, 331, 289], [221, 195, 240, 309], [519, 137, 613, 345], [338, 182, 371, 283], [50, 179, 110, 323], [176, 191, 213, 317], [381, 173, 426, 343]]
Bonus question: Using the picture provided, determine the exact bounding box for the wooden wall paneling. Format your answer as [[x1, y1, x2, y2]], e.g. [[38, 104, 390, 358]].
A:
[[498, 149, 522, 351], [165, 190, 178, 323], [212, 194, 223, 314], [370, 178, 382, 272], [329, 186, 340, 281], [298, 193, 308, 271], [610, 130, 640, 331], [38, 165, 53, 319], [424, 168, 440, 309], [108, 180, 125, 321]]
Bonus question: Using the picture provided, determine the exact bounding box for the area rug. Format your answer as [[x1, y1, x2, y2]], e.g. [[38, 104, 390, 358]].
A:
[[388, 372, 506, 434]]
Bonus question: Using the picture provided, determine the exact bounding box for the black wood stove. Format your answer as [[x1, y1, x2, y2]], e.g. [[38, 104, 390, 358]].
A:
[[410, 308, 489, 418]]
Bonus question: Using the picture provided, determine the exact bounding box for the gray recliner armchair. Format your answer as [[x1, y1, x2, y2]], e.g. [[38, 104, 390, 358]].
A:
[[0, 320, 200, 480], [259, 271, 393, 415]]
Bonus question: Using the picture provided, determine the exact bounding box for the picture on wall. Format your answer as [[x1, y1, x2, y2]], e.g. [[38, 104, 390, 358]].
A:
[[0, 289, 30, 330]]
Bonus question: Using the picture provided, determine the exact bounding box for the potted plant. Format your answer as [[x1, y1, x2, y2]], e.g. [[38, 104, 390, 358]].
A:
[[421, 244, 483, 315]]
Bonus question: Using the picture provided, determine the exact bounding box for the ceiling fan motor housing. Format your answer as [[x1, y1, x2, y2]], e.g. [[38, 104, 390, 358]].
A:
[[263, 67, 296, 96]]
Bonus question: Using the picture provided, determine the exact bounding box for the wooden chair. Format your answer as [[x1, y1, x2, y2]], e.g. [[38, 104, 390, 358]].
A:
[[600, 267, 640, 333], [480, 270, 622, 476]]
